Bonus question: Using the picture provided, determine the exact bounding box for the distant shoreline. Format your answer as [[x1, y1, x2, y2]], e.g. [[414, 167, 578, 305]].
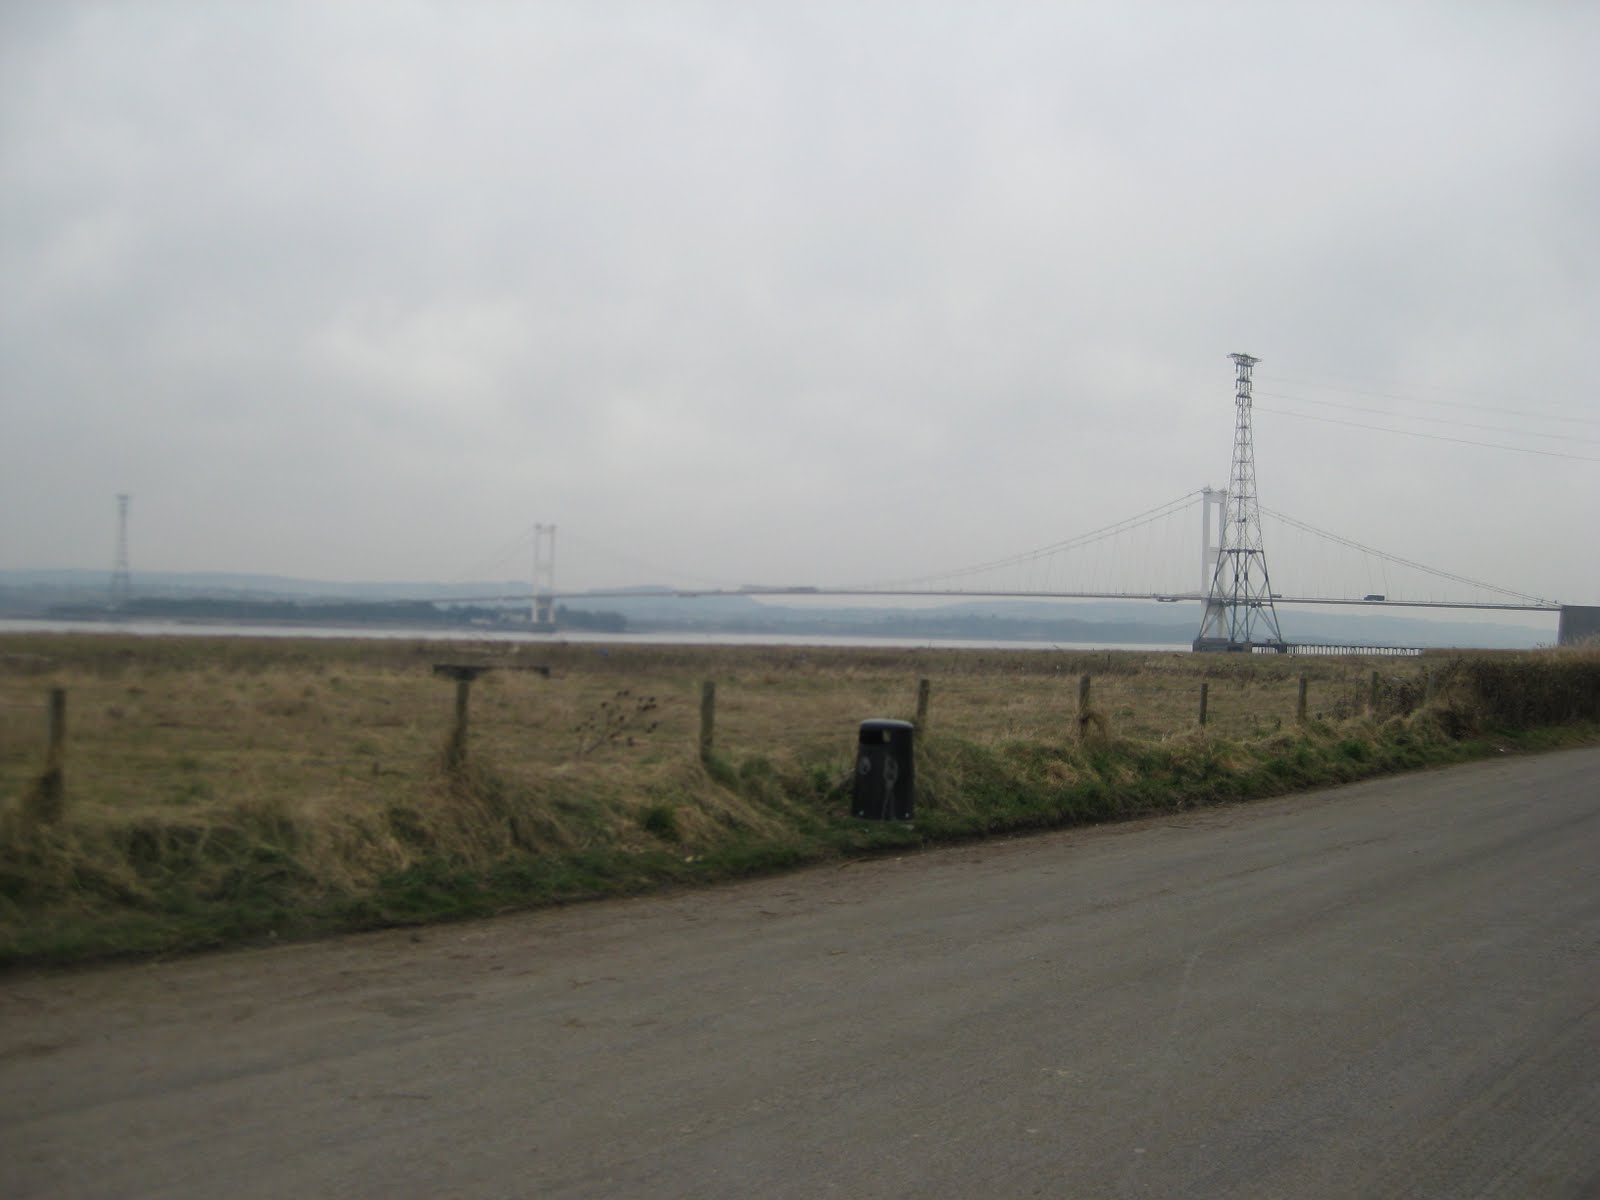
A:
[[0, 616, 1189, 654]]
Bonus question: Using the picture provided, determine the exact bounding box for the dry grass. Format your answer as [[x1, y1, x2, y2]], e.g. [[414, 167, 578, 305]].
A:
[[2, 633, 1594, 966], [1, 636, 1422, 818]]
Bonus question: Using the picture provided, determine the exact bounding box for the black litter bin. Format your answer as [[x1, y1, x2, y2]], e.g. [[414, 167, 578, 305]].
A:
[[853, 719, 915, 821]]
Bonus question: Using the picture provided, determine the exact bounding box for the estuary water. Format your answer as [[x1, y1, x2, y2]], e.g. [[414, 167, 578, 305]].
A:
[[0, 617, 1190, 655]]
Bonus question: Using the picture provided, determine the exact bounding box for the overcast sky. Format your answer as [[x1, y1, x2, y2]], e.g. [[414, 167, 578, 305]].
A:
[[3, 1, 1597, 607]]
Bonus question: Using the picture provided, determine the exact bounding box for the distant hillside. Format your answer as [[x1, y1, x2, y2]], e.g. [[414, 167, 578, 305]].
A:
[[0, 570, 1550, 648], [0, 569, 526, 602]]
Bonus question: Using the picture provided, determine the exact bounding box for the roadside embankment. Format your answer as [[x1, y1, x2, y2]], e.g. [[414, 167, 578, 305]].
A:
[[2, 636, 1596, 967]]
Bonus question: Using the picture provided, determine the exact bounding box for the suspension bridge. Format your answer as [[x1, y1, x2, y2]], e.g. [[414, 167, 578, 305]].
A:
[[543, 491, 1559, 613], [465, 487, 1578, 649], [460, 354, 1594, 650]]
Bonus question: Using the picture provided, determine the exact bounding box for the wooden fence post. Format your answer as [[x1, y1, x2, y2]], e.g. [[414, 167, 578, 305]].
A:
[[699, 680, 716, 763], [1077, 674, 1092, 741], [1369, 670, 1380, 716], [432, 664, 490, 773], [915, 678, 930, 730], [1198, 682, 1209, 727], [1296, 673, 1308, 724], [29, 687, 67, 823], [448, 678, 472, 770], [48, 686, 66, 763]]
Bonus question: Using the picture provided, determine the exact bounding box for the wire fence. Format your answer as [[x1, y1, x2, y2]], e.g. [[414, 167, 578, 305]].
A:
[[1, 653, 1428, 823]]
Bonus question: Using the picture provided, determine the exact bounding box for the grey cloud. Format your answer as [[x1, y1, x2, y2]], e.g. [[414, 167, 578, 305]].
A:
[[2, 1, 1597, 601]]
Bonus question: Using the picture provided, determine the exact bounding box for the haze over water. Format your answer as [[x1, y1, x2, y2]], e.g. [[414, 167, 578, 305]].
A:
[[0, 617, 1187, 655]]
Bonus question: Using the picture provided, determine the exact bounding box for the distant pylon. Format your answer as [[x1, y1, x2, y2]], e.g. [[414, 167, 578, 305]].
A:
[[532, 523, 556, 629], [1195, 355, 1285, 652], [109, 493, 132, 610]]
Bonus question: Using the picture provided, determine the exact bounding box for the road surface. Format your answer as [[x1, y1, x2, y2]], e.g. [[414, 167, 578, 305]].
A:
[[3, 747, 1598, 1198]]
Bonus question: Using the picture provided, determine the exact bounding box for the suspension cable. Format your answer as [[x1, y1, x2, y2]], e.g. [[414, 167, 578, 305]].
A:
[[850, 491, 1204, 590], [1260, 506, 1554, 606]]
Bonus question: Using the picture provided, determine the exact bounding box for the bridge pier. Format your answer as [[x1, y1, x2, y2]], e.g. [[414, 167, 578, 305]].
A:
[[1558, 605, 1600, 647], [1192, 636, 1286, 654]]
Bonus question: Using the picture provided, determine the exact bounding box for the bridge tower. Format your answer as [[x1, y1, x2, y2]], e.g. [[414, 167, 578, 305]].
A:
[[1194, 354, 1285, 652], [109, 493, 132, 611], [532, 523, 557, 629], [1200, 486, 1225, 595]]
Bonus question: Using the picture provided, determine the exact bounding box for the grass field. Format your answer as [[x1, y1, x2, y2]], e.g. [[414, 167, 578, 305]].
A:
[[2, 633, 1596, 966]]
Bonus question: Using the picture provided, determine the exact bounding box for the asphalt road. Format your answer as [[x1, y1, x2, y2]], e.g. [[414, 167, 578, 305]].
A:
[[4, 747, 1599, 1199]]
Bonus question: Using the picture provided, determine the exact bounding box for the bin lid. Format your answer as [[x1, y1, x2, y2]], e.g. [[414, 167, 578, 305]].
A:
[[859, 719, 915, 733]]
